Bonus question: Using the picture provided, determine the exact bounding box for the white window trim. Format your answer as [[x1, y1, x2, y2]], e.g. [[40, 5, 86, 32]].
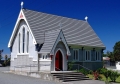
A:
[[73, 49, 79, 61], [85, 50, 91, 61], [95, 51, 101, 61]]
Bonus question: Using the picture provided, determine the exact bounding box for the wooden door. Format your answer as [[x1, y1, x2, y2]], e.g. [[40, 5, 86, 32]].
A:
[[55, 50, 63, 71]]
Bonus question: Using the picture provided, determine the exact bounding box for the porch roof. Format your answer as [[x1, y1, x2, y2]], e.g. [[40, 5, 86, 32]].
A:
[[39, 29, 60, 53]]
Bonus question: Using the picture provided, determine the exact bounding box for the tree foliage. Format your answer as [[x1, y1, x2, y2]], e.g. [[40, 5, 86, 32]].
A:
[[106, 51, 115, 61], [113, 41, 120, 61], [0, 50, 3, 62]]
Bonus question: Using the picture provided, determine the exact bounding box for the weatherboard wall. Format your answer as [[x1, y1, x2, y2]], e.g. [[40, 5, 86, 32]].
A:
[[10, 20, 38, 70]]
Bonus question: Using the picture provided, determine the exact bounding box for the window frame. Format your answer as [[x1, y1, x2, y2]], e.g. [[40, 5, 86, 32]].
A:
[[95, 51, 101, 61], [73, 49, 79, 61], [85, 50, 91, 61]]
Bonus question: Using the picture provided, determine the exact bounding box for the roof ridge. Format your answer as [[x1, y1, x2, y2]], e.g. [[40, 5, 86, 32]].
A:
[[22, 8, 87, 23]]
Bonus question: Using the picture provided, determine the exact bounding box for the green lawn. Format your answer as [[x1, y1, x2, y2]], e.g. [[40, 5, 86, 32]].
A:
[[87, 74, 120, 83]]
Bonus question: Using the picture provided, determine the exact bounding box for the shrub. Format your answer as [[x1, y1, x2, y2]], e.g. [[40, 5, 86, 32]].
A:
[[103, 70, 112, 80], [68, 61, 74, 70], [93, 71, 99, 80], [79, 68, 88, 75], [97, 68, 112, 80], [98, 68, 107, 74], [109, 71, 120, 82], [89, 70, 93, 74]]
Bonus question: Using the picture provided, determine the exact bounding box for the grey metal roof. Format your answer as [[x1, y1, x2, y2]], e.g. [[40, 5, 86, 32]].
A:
[[23, 9, 105, 48], [40, 29, 60, 53]]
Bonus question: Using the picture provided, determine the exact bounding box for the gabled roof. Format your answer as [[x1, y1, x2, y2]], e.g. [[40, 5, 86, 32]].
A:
[[22, 9, 105, 48], [39, 29, 71, 55], [8, 9, 37, 47], [40, 29, 60, 53]]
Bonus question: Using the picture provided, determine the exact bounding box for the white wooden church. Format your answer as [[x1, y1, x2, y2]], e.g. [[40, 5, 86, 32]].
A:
[[8, 3, 105, 72]]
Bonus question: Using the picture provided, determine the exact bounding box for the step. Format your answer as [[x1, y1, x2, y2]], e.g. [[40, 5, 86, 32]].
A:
[[51, 72, 90, 82], [62, 78, 91, 82], [51, 73, 84, 75], [59, 77, 89, 80], [52, 74, 84, 76], [58, 76, 89, 79]]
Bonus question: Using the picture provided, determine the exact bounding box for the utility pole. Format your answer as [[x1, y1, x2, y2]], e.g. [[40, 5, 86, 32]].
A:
[[0, 49, 3, 63]]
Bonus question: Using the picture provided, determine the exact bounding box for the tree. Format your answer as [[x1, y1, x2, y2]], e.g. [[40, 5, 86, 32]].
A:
[[0, 50, 3, 63], [106, 51, 115, 61], [113, 41, 120, 61]]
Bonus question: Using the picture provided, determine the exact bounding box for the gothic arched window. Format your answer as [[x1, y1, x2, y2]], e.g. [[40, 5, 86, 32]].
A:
[[22, 28, 25, 53]]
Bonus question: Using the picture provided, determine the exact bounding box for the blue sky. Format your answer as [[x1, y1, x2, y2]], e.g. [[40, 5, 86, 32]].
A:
[[0, 0, 120, 54]]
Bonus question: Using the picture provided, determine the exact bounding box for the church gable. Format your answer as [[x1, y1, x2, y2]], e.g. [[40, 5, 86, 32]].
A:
[[50, 30, 71, 56], [39, 29, 70, 56], [8, 9, 36, 48]]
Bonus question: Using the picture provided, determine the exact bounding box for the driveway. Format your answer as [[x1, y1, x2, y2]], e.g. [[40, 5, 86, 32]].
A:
[[0, 67, 119, 84]]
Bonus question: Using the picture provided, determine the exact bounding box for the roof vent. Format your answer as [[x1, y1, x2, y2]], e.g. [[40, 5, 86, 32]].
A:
[[21, 1, 24, 9], [85, 16, 88, 21]]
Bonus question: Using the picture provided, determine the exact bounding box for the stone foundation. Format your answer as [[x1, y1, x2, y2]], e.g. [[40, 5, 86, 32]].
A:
[[10, 55, 38, 72]]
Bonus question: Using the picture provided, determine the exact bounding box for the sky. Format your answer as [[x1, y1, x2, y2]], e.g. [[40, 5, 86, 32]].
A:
[[0, 0, 120, 55]]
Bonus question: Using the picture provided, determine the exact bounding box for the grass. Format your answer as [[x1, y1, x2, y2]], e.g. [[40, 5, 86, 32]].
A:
[[87, 74, 120, 83]]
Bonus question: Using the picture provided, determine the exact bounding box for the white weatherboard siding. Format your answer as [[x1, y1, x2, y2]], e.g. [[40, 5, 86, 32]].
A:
[[10, 20, 38, 71]]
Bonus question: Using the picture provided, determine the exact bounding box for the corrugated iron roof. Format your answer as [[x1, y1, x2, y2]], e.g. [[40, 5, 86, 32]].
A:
[[23, 8, 105, 48]]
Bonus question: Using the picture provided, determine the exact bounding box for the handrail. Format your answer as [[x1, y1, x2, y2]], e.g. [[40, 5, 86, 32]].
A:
[[72, 64, 102, 80], [79, 64, 92, 71], [55, 67, 64, 81], [72, 64, 92, 71], [55, 67, 63, 71]]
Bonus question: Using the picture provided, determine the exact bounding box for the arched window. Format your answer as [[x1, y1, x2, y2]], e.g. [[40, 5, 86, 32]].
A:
[[27, 32, 29, 53], [18, 33, 20, 53], [23, 28, 25, 53]]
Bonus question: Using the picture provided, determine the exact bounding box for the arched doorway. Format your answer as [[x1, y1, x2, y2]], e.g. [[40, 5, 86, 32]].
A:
[[55, 50, 63, 71]]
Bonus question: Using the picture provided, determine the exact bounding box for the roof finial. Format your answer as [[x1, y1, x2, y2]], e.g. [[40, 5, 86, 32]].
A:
[[21, 1, 24, 9], [85, 16, 88, 21], [59, 22, 62, 29]]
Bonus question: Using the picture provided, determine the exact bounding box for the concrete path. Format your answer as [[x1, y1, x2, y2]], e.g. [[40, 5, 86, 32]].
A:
[[0, 67, 119, 84], [0, 67, 62, 84]]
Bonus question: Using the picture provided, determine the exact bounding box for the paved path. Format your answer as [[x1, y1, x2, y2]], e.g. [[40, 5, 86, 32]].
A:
[[0, 67, 62, 84], [0, 67, 119, 84]]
